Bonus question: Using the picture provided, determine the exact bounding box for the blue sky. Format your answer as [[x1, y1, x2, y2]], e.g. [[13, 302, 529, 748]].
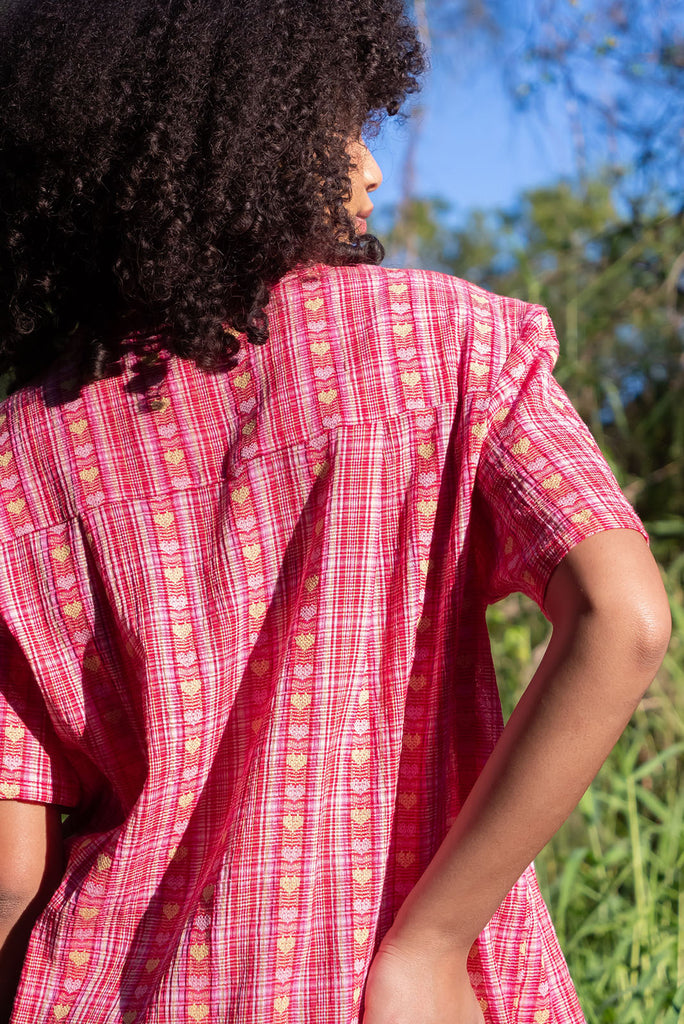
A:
[[372, 55, 579, 221]]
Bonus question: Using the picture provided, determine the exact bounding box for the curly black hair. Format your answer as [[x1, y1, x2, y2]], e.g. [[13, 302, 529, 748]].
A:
[[0, 0, 425, 388]]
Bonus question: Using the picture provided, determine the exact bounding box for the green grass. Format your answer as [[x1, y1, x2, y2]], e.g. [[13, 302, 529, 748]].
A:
[[487, 569, 684, 1024]]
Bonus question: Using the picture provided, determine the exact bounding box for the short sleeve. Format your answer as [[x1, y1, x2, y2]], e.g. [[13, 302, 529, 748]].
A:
[[473, 304, 647, 611], [0, 618, 80, 806]]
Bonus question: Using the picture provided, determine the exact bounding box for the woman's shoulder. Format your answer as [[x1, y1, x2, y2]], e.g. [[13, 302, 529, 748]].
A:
[[273, 262, 531, 332]]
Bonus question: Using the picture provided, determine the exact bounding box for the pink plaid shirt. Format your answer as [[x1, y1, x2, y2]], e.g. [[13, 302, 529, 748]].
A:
[[0, 264, 643, 1023]]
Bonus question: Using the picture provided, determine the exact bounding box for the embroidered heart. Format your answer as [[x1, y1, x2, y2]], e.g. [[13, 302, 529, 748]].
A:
[[289, 724, 308, 741], [0, 782, 19, 798], [163, 902, 180, 918], [310, 341, 330, 355], [353, 897, 372, 914], [276, 968, 293, 984], [351, 808, 371, 825], [169, 595, 188, 611], [351, 748, 370, 765], [314, 366, 334, 380], [236, 516, 257, 531], [171, 476, 192, 489], [398, 792, 417, 810], [277, 936, 296, 953], [396, 347, 416, 361], [184, 708, 202, 725], [3, 755, 21, 771], [7, 498, 25, 513], [154, 511, 175, 528], [274, 996, 290, 1014], [358, 690, 369, 706], [160, 540, 180, 555], [322, 414, 342, 429], [282, 846, 302, 864], [241, 444, 258, 459], [318, 389, 337, 406], [189, 944, 209, 962], [353, 868, 372, 884], [178, 651, 197, 667], [85, 492, 105, 507], [351, 838, 371, 856], [283, 813, 304, 832], [185, 736, 201, 754], [56, 574, 77, 590], [188, 975, 209, 990], [291, 692, 312, 709], [353, 721, 370, 736], [397, 851, 416, 868], [353, 927, 370, 945], [188, 1005, 209, 1022], [279, 875, 300, 894], [285, 784, 305, 801], [69, 419, 88, 435], [181, 678, 201, 697], [292, 663, 313, 682], [0, 474, 18, 490], [63, 978, 82, 994], [158, 423, 178, 439], [350, 779, 370, 795], [53, 1006, 71, 1020]]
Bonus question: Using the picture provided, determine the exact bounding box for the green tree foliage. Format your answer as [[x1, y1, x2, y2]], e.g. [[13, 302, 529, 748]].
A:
[[384, 181, 684, 566]]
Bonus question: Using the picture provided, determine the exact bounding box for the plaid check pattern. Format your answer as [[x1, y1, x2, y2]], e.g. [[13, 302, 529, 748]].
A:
[[0, 264, 644, 1023]]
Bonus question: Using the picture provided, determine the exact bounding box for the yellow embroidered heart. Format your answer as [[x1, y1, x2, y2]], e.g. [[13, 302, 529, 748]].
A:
[[172, 622, 192, 640], [180, 678, 201, 697], [283, 813, 304, 832], [542, 473, 562, 490], [279, 875, 300, 894]]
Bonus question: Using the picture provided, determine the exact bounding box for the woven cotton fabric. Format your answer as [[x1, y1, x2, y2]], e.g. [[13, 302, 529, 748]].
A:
[[0, 264, 644, 1023]]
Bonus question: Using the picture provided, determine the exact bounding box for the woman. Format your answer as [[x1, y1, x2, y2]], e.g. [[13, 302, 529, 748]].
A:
[[0, 2, 670, 1022]]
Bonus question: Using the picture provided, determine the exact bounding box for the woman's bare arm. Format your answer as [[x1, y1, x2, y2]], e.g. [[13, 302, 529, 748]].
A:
[[363, 529, 671, 1024], [0, 801, 64, 1024]]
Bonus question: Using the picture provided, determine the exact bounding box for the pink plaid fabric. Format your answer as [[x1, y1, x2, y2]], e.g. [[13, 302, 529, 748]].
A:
[[0, 264, 644, 1023]]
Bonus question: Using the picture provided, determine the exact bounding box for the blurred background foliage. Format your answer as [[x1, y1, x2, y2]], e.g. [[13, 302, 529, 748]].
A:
[[380, 2, 683, 1021]]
